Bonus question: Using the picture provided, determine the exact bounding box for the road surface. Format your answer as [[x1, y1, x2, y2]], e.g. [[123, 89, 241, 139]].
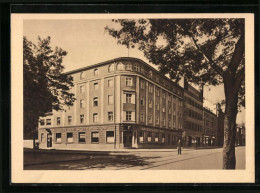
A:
[[24, 146, 245, 170]]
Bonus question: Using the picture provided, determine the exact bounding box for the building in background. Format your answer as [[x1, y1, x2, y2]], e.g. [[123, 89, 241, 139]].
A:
[[202, 107, 218, 146], [216, 104, 225, 147], [236, 123, 245, 146], [182, 80, 204, 147], [38, 57, 184, 150]]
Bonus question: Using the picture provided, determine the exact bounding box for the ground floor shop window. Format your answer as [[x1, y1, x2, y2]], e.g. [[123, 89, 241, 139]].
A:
[[155, 133, 159, 142], [106, 131, 114, 143], [78, 132, 86, 143], [162, 133, 165, 143], [55, 133, 61, 143], [67, 132, 73, 143], [91, 132, 99, 143], [139, 131, 144, 142], [148, 132, 152, 142]]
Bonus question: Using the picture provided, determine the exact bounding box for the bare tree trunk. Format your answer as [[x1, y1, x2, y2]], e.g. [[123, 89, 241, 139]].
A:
[[223, 86, 239, 169]]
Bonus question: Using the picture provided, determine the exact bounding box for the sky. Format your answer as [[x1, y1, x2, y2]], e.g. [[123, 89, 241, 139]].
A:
[[23, 19, 245, 124]]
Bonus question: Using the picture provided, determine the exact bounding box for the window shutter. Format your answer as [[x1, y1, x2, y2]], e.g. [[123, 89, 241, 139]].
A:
[[132, 94, 136, 104], [123, 93, 126, 103], [132, 111, 136, 121], [123, 111, 126, 121]]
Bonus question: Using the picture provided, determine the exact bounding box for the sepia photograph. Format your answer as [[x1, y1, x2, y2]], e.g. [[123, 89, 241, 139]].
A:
[[11, 13, 254, 183]]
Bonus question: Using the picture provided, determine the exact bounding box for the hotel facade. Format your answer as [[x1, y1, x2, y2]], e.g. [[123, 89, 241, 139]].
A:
[[38, 57, 184, 150]]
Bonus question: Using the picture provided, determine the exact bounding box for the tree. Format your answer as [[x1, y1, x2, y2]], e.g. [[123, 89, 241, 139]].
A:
[[106, 19, 245, 169], [23, 36, 75, 148]]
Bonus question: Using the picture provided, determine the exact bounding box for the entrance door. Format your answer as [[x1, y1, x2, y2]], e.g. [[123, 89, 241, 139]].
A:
[[47, 134, 52, 148], [123, 131, 132, 148]]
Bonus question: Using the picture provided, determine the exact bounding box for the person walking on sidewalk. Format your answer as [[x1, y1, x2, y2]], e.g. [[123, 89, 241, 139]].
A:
[[177, 139, 182, 155]]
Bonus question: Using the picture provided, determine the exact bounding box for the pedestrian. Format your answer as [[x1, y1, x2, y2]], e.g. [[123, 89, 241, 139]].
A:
[[177, 139, 182, 155]]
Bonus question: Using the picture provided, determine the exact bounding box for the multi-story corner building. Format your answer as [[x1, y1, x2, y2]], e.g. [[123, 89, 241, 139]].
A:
[[202, 107, 218, 146], [38, 57, 184, 150], [183, 80, 204, 147]]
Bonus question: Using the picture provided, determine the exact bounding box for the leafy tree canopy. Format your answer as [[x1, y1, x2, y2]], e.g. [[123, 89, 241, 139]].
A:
[[23, 36, 75, 135], [106, 19, 245, 107]]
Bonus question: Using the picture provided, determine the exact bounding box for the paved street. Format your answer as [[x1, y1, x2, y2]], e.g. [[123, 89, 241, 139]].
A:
[[24, 146, 245, 170]]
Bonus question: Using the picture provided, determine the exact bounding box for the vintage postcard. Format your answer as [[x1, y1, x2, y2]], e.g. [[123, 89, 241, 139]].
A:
[[11, 13, 254, 183]]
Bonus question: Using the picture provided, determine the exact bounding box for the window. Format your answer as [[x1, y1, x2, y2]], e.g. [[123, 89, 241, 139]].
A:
[[126, 111, 132, 121], [108, 79, 113, 87], [57, 117, 60, 126], [80, 71, 84, 79], [94, 69, 99, 76], [156, 116, 159, 125], [117, 62, 125, 70], [148, 84, 153, 93], [155, 133, 159, 142], [108, 95, 114, 105], [68, 116, 72, 125], [162, 92, 166, 99], [156, 102, 159, 111], [46, 119, 51, 125], [106, 131, 114, 143], [94, 82, 99, 90], [140, 96, 144, 106], [139, 131, 144, 142], [163, 118, 166, 126], [126, 94, 132, 103], [168, 120, 171, 127], [108, 112, 113, 121], [79, 85, 85, 93], [56, 133, 61, 143], [148, 99, 153, 108], [168, 107, 172, 114], [126, 77, 133, 86], [78, 132, 86, 143], [156, 88, 160, 96], [162, 106, 166, 113], [80, 114, 84, 123], [91, 132, 99, 143], [140, 113, 144, 122], [40, 119, 45, 126], [108, 64, 114, 72], [125, 62, 132, 70], [93, 97, 98, 106], [41, 133, 45, 142], [149, 71, 153, 78], [80, 99, 85, 108], [148, 115, 152, 123], [93, 113, 98, 123], [148, 132, 152, 142], [140, 81, 145, 89], [67, 133, 73, 143], [133, 63, 139, 71], [162, 133, 165, 143]]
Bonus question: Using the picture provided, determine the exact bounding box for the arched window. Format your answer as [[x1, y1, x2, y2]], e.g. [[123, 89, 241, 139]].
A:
[[125, 62, 132, 70], [116, 62, 125, 71], [149, 70, 153, 78], [108, 64, 114, 72], [80, 71, 84, 79], [94, 69, 99, 76]]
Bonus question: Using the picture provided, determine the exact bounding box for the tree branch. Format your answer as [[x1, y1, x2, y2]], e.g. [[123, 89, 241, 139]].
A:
[[228, 33, 245, 72], [234, 66, 245, 92], [190, 35, 224, 76]]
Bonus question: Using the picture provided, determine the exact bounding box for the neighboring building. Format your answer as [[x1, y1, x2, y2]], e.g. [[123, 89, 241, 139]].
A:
[[38, 57, 184, 150], [202, 107, 218, 146], [183, 80, 204, 147], [236, 123, 245, 146], [216, 104, 225, 147]]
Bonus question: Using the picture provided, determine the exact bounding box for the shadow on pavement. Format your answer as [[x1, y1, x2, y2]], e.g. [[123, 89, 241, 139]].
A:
[[23, 149, 160, 170]]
